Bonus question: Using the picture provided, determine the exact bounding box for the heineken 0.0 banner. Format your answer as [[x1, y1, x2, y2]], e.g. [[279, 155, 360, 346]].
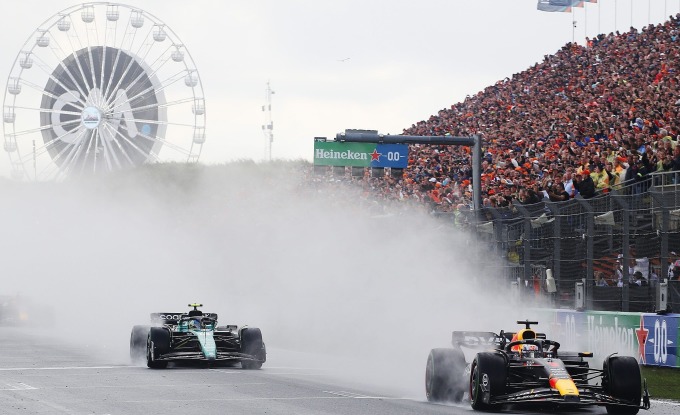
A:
[[537, 310, 679, 368], [314, 141, 408, 168]]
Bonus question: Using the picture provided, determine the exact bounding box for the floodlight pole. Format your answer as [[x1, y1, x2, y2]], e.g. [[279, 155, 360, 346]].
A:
[[262, 81, 275, 161], [335, 130, 482, 212]]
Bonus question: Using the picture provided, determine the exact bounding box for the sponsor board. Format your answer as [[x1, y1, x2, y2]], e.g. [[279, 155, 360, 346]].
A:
[[643, 314, 678, 367], [541, 310, 678, 368], [313, 141, 408, 168]]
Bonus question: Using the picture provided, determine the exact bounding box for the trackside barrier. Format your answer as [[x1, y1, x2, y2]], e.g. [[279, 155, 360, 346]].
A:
[[535, 309, 679, 368]]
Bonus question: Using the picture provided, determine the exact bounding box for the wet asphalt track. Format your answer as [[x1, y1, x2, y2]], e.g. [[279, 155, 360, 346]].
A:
[[0, 328, 677, 415]]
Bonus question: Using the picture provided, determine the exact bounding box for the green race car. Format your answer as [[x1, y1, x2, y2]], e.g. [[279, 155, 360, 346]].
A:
[[130, 303, 266, 369]]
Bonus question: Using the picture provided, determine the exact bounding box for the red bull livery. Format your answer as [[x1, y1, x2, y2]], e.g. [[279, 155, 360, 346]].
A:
[[426, 320, 650, 413]]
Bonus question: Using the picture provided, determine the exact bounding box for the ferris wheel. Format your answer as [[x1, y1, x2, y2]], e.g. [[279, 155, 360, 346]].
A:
[[2, 2, 206, 180]]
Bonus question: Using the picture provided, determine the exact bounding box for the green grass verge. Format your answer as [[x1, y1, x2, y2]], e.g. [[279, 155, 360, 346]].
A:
[[641, 366, 680, 400]]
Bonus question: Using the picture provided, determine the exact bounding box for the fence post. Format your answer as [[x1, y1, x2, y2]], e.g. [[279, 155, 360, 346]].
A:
[[514, 204, 533, 284], [484, 207, 506, 258], [575, 198, 595, 310], [546, 201, 562, 295], [511, 279, 521, 303], [612, 194, 631, 312], [650, 192, 670, 280]]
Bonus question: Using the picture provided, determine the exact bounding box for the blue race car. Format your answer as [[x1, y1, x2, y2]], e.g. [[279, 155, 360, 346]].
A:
[[130, 303, 266, 369]]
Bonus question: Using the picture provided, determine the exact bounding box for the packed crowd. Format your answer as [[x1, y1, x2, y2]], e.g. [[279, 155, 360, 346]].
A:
[[350, 14, 680, 213], [594, 254, 680, 287]]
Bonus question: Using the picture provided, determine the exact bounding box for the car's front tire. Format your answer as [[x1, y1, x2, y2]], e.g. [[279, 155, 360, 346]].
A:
[[603, 355, 642, 415], [469, 352, 506, 411], [425, 348, 467, 403], [240, 327, 265, 370], [146, 327, 170, 369]]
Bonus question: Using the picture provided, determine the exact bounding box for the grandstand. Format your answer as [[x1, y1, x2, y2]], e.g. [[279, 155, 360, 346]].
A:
[[332, 14, 680, 312], [398, 15, 680, 209]]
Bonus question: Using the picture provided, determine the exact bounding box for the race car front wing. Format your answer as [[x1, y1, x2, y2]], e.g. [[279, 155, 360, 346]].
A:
[[154, 351, 263, 363], [488, 384, 650, 410]]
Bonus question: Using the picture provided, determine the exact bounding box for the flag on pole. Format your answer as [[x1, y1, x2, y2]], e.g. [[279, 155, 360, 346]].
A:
[[537, 0, 571, 13], [537, 0, 585, 12]]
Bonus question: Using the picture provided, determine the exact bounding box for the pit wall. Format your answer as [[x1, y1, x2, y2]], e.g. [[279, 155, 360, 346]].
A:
[[535, 310, 679, 368]]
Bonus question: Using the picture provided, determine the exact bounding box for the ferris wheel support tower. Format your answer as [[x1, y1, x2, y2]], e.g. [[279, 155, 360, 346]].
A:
[[261, 81, 274, 161]]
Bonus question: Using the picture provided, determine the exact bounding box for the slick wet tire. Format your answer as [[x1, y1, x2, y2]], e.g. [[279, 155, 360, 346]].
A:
[[469, 352, 507, 411], [240, 327, 265, 370], [603, 356, 642, 415], [425, 348, 467, 403], [129, 325, 150, 363], [146, 327, 170, 369]]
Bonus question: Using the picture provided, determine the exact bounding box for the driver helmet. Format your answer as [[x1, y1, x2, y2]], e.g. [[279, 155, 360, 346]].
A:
[[189, 318, 201, 330], [520, 343, 538, 357], [511, 328, 538, 352]]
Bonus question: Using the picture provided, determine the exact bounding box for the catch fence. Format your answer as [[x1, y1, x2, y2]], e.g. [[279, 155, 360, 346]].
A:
[[473, 171, 680, 313]]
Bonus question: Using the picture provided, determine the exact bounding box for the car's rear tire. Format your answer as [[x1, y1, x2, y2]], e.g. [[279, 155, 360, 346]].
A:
[[603, 356, 641, 415], [146, 327, 170, 369], [470, 352, 506, 411], [425, 348, 467, 403], [130, 325, 150, 363], [240, 327, 265, 370]]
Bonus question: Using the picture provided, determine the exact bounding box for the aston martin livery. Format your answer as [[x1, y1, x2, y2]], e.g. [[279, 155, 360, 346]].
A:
[[426, 320, 650, 414], [130, 303, 266, 369]]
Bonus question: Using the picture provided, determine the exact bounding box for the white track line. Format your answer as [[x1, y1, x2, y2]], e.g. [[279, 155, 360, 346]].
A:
[[0, 366, 134, 371], [121, 396, 411, 403], [36, 383, 267, 390], [260, 367, 326, 370], [324, 391, 372, 398], [651, 399, 680, 407], [205, 369, 245, 374], [0, 382, 37, 391]]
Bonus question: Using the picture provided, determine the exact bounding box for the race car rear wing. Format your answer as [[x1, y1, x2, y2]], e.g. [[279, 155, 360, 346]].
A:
[[452, 331, 504, 349], [451, 331, 547, 349], [151, 312, 218, 325]]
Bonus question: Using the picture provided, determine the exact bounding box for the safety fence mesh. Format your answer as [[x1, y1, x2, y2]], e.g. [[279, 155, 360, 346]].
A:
[[475, 171, 680, 312]]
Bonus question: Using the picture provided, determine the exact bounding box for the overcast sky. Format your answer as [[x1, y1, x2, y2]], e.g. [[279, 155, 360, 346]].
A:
[[1, 0, 679, 177]]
